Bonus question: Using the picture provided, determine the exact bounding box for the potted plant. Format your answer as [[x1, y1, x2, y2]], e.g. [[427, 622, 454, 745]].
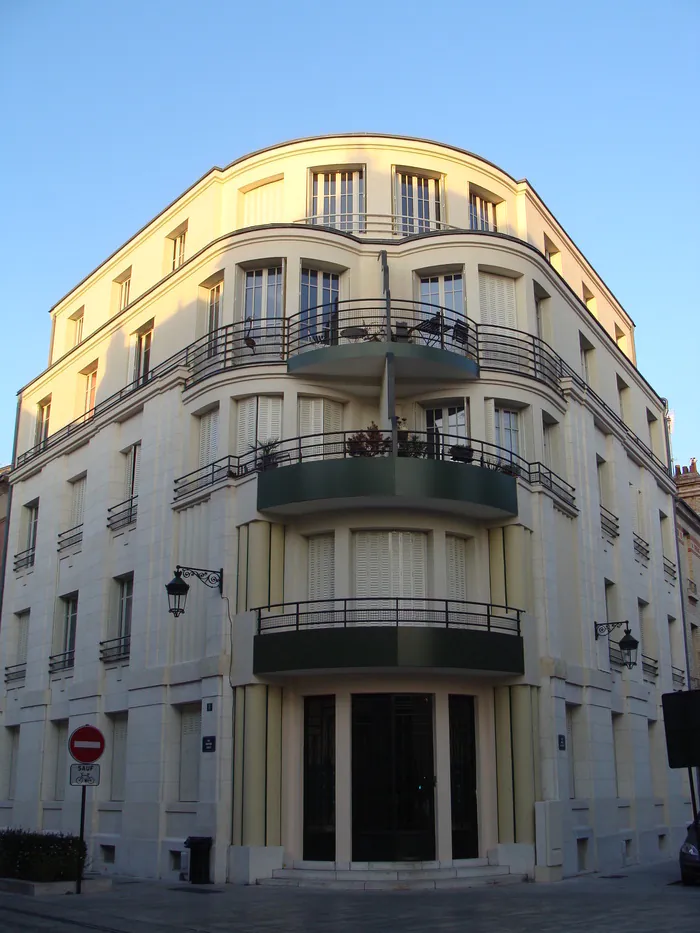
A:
[[345, 422, 392, 457], [499, 460, 521, 476], [252, 438, 282, 471], [398, 433, 428, 458], [449, 444, 474, 463]]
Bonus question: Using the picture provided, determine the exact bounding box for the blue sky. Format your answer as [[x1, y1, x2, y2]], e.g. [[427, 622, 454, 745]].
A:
[[0, 0, 698, 466]]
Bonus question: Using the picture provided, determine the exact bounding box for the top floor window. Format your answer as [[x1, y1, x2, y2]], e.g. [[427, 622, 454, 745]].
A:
[[311, 169, 365, 232], [69, 308, 84, 347], [395, 171, 442, 235], [171, 230, 186, 271], [119, 276, 131, 311], [469, 192, 498, 232], [35, 398, 51, 448], [543, 234, 562, 274], [208, 283, 222, 334]]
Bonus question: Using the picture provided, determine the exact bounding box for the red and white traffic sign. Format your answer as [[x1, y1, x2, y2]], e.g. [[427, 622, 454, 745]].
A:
[[68, 725, 105, 764]]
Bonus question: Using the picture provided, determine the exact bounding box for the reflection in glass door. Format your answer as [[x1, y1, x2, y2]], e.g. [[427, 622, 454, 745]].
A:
[[425, 403, 468, 459], [304, 696, 336, 860]]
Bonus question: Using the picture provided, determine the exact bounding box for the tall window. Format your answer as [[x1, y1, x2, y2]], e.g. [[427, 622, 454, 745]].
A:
[[124, 443, 140, 500], [70, 308, 84, 347], [616, 374, 629, 422], [396, 172, 442, 234], [300, 267, 339, 339], [579, 333, 594, 384], [311, 169, 365, 231], [197, 409, 219, 468], [14, 610, 29, 668], [308, 533, 335, 604], [425, 403, 467, 458], [446, 535, 468, 601], [612, 713, 623, 797], [178, 704, 201, 802], [119, 276, 131, 311], [132, 327, 152, 385], [353, 531, 427, 602], [419, 273, 463, 325], [208, 282, 222, 334], [479, 272, 516, 329], [495, 408, 520, 457], [236, 396, 282, 456], [51, 720, 68, 801], [70, 476, 86, 528], [109, 713, 128, 802], [244, 267, 283, 331], [25, 502, 39, 554], [116, 575, 133, 641], [469, 192, 498, 231], [172, 231, 186, 271], [566, 705, 577, 799], [298, 397, 343, 459], [83, 368, 97, 416], [35, 398, 51, 448], [1, 727, 19, 800], [60, 595, 78, 659]]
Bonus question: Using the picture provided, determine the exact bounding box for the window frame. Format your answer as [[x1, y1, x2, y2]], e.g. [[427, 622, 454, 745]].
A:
[[393, 168, 444, 235], [309, 166, 366, 232]]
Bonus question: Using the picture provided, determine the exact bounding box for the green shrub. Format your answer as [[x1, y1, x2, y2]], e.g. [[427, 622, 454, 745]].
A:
[[0, 828, 86, 882]]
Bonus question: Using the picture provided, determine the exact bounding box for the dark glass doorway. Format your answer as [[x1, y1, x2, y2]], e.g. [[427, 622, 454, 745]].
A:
[[303, 695, 336, 860], [449, 694, 479, 858], [352, 693, 435, 861]]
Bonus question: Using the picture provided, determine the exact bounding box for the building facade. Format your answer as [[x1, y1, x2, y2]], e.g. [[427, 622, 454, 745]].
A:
[[0, 134, 690, 885], [674, 463, 700, 690]]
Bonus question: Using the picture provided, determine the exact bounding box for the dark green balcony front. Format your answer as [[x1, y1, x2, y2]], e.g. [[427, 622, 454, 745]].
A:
[[257, 454, 518, 519]]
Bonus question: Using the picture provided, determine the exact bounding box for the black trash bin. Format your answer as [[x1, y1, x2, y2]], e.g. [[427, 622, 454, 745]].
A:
[[184, 836, 213, 884]]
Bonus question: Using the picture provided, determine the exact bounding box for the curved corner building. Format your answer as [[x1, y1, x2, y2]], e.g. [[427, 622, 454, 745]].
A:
[[0, 135, 689, 886]]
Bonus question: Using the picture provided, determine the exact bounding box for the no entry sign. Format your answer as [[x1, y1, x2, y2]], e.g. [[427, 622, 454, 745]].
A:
[[68, 725, 105, 764]]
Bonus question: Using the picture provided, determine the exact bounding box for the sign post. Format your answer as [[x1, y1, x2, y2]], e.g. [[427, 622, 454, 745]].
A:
[[68, 725, 105, 894]]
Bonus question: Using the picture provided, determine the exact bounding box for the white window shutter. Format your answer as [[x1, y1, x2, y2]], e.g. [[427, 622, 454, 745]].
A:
[[299, 397, 323, 436], [398, 532, 427, 599], [258, 396, 282, 443], [16, 614, 29, 664], [132, 444, 141, 496], [243, 179, 284, 226], [308, 534, 334, 602], [179, 705, 201, 802], [323, 400, 343, 435], [446, 535, 468, 601], [237, 398, 257, 454], [110, 714, 128, 802], [127, 335, 138, 383], [70, 477, 86, 527], [354, 531, 389, 603], [479, 272, 516, 328], [484, 399, 496, 447]]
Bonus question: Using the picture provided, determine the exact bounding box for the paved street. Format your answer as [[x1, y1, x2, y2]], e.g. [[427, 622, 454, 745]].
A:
[[0, 861, 697, 933]]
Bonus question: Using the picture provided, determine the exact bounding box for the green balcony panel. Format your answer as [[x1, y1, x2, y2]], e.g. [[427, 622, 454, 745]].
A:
[[257, 456, 518, 519], [287, 341, 479, 382]]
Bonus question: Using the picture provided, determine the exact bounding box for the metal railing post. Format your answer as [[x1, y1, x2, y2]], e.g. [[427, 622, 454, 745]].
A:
[[295, 602, 300, 631], [486, 604, 491, 632]]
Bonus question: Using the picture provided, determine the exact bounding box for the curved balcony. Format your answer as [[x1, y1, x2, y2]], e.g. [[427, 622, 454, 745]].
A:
[[253, 596, 524, 675], [254, 429, 574, 516], [293, 213, 465, 238], [286, 298, 478, 381]]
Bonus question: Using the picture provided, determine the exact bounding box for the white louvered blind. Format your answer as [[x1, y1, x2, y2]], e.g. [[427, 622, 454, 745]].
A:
[[198, 410, 219, 468], [484, 399, 496, 447], [308, 534, 335, 602], [479, 272, 516, 328], [54, 721, 68, 801], [446, 535, 468, 602], [299, 398, 343, 459], [179, 705, 201, 803], [124, 444, 141, 498], [16, 612, 29, 664], [258, 396, 282, 444], [353, 531, 427, 602], [70, 477, 86, 527], [110, 714, 128, 802], [236, 398, 257, 455], [242, 179, 284, 227]]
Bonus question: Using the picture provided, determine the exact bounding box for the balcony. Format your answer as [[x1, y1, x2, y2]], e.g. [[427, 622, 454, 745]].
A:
[[57, 524, 83, 553], [99, 635, 130, 663], [107, 496, 138, 531], [633, 533, 650, 562], [663, 556, 677, 583], [671, 666, 686, 690], [48, 650, 74, 674], [4, 662, 26, 684], [286, 299, 479, 383], [253, 597, 524, 676], [600, 505, 620, 539], [174, 457, 237, 501], [642, 654, 659, 680], [13, 547, 35, 572]]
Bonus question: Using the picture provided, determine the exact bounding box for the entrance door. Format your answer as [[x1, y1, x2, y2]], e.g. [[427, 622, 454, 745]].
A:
[[352, 694, 435, 861], [449, 694, 479, 858], [303, 696, 336, 860]]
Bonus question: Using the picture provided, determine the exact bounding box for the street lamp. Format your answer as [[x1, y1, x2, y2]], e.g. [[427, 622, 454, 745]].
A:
[[166, 565, 223, 617], [594, 620, 639, 669]]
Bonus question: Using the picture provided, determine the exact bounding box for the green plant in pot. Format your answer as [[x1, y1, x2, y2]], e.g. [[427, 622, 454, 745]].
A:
[[346, 422, 392, 457], [252, 438, 282, 471], [396, 419, 427, 458]]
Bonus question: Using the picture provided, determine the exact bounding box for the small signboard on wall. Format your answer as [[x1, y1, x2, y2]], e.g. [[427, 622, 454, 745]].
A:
[[202, 736, 216, 753]]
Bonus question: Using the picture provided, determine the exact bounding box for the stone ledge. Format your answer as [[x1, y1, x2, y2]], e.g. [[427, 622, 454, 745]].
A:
[[0, 875, 112, 896]]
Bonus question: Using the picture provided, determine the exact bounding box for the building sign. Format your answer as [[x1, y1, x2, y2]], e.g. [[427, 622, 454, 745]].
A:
[[202, 736, 216, 753]]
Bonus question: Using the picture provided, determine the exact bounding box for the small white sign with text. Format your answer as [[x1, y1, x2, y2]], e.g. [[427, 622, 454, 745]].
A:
[[70, 763, 101, 786]]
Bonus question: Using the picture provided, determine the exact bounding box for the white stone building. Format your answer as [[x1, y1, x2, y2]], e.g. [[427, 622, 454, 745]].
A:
[[0, 134, 690, 886]]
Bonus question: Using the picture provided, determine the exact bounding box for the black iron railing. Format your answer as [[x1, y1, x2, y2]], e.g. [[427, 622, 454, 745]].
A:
[[293, 213, 464, 237], [600, 505, 620, 539], [642, 654, 659, 678], [671, 666, 686, 688], [183, 319, 285, 389], [609, 642, 624, 668], [173, 430, 576, 508], [663, 556, 677, 581], [57, 524, 83, 552], [633, 533, 650, 561], [48, 650, 74, 673], [4, 662, 26, 683], [13, 547, 35, 572], [107, 496, 138, 530], [256, 596, 522, 636], [99, 635, 130, 663]]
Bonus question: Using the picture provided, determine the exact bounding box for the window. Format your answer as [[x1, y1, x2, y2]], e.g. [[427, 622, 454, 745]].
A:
[[60, 595, 78, 659], [542, 414, 558, 470], [582, 282, 597, 319], [638, 598, 653, 657], [495, 407, 520, 457], [298, 397, 343, 459], [308, 533, 335, 605], [178, 704, 201, 802], [616, 374, 629, 422], [660, 511, 672, 558], [647, 409, 661, 456], [579, 333, 594, 384], [469, 191, 498, 231], [124, 443, 141, 500], [446, 535, 468, 601], [82, 367, 97, 417], [172, 231, 186, 271], [565, 705, 577, 799], [478, 272, 516, 329], [2, 727, 19, 800], [395, 171, 442, 234], [208, 282, 222, 335], [244, 266, 283, 332], [419, 273, 464, 325], [236, 396, 282, 456], [197, 409, 219, 468], [311, 168, 365, 231], [35, 398, 51, 448], [300, 267, 338, 339], [130, 324, 153, 386], [115, 575, 133, 641], [109, 713, 128, 802], [14, 610, 29, 667], [353, 531, 427, 601], [240, 176, 284, 226], [543, 234, 562, 273], [24, 501, 39, 554], [425, 403, 467, 458], [69, 476, 86, 528], [614, 324, 628, 355], [69, 308, 84, 347], [51, 720, 68, 801], [119, 276, 131, 311], [612, 713, 623, 797]]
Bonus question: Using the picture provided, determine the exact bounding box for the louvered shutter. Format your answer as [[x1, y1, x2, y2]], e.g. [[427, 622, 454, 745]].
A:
[[299, 397, 323, 460], [484, 400, 496, 466], [479, 272, 516, 328], [308, 534, 335, 621], [70, 477, 86, 527], [323, 400, 343, 458], [110, 715, 128, 802], [131, 444, 140, 496], [397, 532, 427, 599], [54, 722, 67, 800], [179, 705, 201, 802], [237, 398, 257, 456], [446, 535, 468, 602], [258, 396, 282, 444], [127, 335, 138, 383], [354, 531, 390, 615], [243, 179, 284, 226], [16, 613, 29, 664]]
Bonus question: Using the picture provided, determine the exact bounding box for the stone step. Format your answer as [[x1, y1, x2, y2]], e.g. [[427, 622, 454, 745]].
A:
[[272, 864, 509, 883], [290, 857, 491, 872], [259, 872, 526, 891]]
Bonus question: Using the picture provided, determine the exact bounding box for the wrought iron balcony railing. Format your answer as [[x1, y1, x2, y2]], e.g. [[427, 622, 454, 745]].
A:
[[293, 213, 463, 237], [107, 496, 138, 531], [671, 666, 686, 688], [4, 662, 26, 684], [633, 533, 650, 562], [600, 505, 620, 539], [13, 547, 35, 572], [48, 650, 75, 673], [99, 635, 130, 663], [256, 596, 522, 636], [663, 556, 677, 581], [57, 524, 83, 552], [642, 654, 659, 678], [173, 430, 576, 508]]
